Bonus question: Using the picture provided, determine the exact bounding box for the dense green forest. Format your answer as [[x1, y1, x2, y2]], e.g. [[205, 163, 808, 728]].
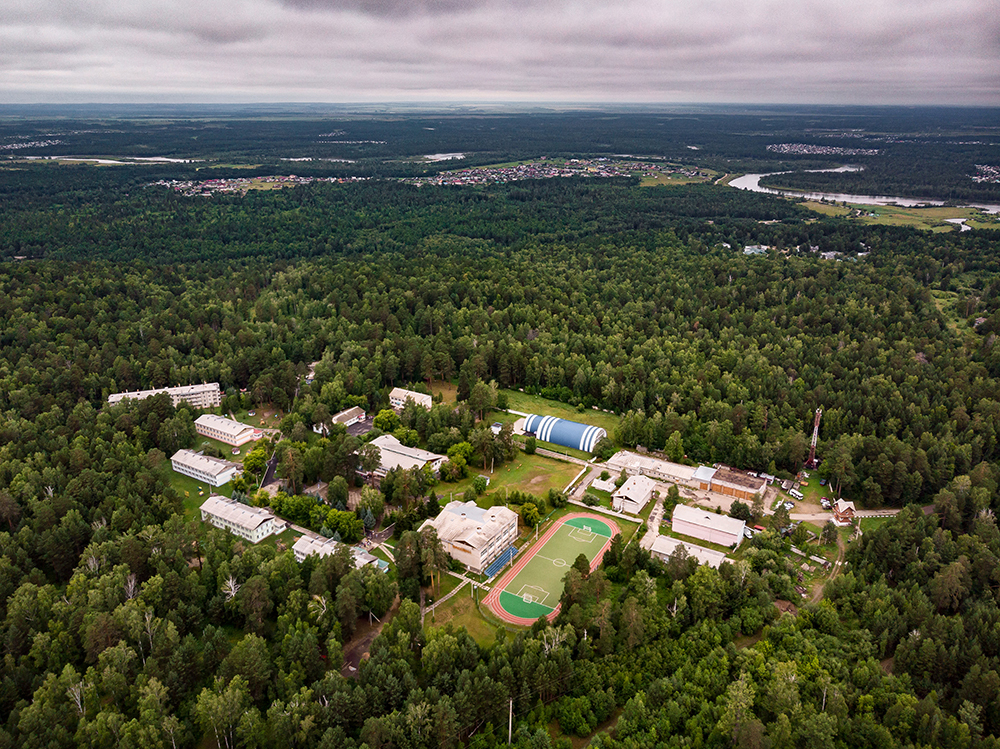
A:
[[3, 116, 1000, 747]]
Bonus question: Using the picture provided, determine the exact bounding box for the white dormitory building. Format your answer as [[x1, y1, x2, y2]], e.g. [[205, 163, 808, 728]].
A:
[[420, 501, 519, 575], [195, 414, 260, 446], [292, 535, 385, 570], [364, 434, 446, 482], [389, 387, 433, 411], [200, 495, 282, 543], [670, 504, 746, 548], [313, 406, 366, 435], [170, 449, 239, 487], [612, 474, 658, 515], [108, 382, 222, 409]]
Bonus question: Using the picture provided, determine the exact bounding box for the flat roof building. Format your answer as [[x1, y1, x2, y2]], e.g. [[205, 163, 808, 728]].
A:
[[523, 414, 606, 453], [645, 534, 729, 569], [200, 495, 281, 544], [170, 449, 239, 487], [421, 500, 519, 575], [195, 414, 260, 446], [693, 466, 767, 501], [292, 535, 383, 570], [389, 387, 433, 411], [612, 474, 658, 515], [607, 451, 698, 486], [670, 504, 746, 548], [108, 382, 222, 410]]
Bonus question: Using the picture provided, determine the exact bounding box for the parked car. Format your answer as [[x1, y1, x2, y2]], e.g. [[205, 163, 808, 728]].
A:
[[819, 478, 827, 486], [744, 527, 754, 539], [783, 501, 795, 511]]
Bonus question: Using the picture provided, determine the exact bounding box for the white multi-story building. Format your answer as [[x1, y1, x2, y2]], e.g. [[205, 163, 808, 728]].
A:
[[200, 495, 281, 543], [108, 382, 222, 409], [389, 387, 433, 411], [170, 449, 239, 487], [291, 535, 381, 570], [420, 501, 519, 574], [195, 414, 260, 446]]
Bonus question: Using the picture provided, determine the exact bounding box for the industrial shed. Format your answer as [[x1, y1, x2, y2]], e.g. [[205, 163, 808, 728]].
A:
[[522, 414, 607, 452]]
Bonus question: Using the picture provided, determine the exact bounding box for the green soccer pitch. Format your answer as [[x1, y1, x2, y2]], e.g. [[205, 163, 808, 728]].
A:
[[487, 515, 616, 624]]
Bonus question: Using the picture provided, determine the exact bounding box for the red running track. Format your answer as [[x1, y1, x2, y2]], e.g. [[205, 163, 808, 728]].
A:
[[483, 512, 619, 626]]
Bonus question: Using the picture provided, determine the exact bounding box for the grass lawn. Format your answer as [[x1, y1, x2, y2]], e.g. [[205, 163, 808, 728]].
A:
[[171, 471, 219, 521], [425, 594, 499, 647], [371, 547, 394, 566], [582, 487, 614, 511], [436, 452, 582, 506], [501, 390, 621, 436], [427, 572, 463, 604], [861, 516, 892, 532]]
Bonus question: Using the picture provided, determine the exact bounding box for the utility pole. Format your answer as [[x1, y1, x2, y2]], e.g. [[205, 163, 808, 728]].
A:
[[508, 698, 513, 745]]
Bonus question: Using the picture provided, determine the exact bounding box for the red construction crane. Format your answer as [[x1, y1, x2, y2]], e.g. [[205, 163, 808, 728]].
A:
[[808, 408, 822, 468]]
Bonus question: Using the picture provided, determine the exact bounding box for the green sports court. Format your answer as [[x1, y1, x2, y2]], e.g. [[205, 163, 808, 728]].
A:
[[486, 514, 617, 624]]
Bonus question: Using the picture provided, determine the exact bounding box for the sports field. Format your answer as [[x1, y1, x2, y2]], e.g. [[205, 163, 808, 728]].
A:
[[484, 513, 617, 625]]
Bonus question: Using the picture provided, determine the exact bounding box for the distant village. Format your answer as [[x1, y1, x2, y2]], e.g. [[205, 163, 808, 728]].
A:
[[150, 174, 370, 196], [400, 157, 710, 187]]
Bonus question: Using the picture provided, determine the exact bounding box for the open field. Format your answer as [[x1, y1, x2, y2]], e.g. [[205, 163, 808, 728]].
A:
[[436, 451, 582, 506], [801, 201, 1000, 232], [501, 390, 621, 435], [425, 594, 499, 647], [640, 173, 712, 187], [485, 514, 617, 624], [429, 379, 458, 404]]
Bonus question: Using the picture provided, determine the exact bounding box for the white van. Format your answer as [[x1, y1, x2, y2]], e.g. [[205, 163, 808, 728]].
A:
[[788, 489, 804, 500]]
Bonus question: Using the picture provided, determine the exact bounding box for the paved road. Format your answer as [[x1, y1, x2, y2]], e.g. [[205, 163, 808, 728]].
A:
[[534, 447, 589, 466]]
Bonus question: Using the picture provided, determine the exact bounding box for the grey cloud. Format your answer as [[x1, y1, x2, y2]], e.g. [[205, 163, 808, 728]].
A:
[[0, 0, 997, 105]]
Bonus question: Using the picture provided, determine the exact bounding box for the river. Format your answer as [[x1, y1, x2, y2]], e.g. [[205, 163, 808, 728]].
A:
[[729, 167, 1000, 214]]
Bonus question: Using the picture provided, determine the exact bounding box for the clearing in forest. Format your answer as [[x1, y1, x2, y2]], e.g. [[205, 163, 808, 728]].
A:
[[485, 514, 616, 625]]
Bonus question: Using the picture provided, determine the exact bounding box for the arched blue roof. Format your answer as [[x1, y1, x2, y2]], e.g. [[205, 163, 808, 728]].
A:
[[523, 414, 607, 452]]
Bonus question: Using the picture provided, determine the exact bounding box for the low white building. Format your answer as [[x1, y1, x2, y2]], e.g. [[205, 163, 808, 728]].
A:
[[200, 495, 281, 543], [420, 501, 519, 574], [646, 534, 729, 569], [292, 535, 381, 569], [366, 434, 446, 481], [108, 382, 222, 409], [170, 449, 238, 487], [612, 474, 658, 515], [389, 387, 433, 411], [591, 477, 617, 493], [606, 451, 698, 487], [670, 504, 746, 548], [313, 406, 366, 435], [195, 414, 260, 446]]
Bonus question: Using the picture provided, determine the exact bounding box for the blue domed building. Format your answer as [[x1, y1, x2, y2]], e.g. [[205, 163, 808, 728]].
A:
[[522, 414, 607, 452]]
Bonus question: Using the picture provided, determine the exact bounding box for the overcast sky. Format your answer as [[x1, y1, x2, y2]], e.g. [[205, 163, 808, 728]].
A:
[[2, 0, 997, 105]]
